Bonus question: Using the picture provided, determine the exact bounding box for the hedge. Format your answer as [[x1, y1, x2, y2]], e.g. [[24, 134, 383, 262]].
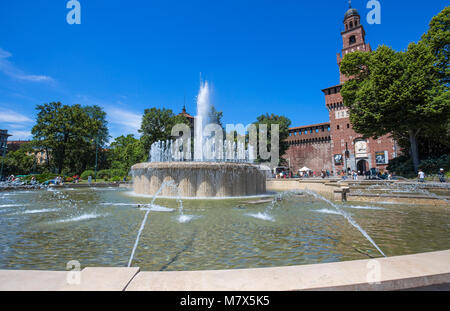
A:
[[81, 170, 95, 180]]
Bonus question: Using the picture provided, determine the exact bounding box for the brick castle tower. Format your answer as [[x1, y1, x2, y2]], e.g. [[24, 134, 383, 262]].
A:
[[285, 3, 399, 176], [322, 4, 398, 175]]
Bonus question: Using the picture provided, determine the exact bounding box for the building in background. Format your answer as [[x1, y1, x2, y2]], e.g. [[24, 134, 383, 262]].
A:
[[6, 139, 50, 166], [6, 140, 30, 153], [0, 130, 11, 152], [0, 130, 12, 179], [285, 6, 398, 175]]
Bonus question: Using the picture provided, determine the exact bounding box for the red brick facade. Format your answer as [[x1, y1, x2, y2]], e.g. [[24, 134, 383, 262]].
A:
[[285, 123, 332, 173], [284, 7, 399, 175]]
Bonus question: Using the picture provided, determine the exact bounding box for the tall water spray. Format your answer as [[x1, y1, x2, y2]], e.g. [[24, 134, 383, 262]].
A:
[[147, 79, 255, 164], [134, 79, 266, 198], [194, 80, 211, 162]]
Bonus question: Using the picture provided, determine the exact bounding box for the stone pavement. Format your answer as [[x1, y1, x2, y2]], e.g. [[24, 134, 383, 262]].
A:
[[0, 250, 449, 291]]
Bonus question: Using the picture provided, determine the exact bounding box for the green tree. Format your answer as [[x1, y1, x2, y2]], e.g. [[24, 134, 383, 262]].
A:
[[340, 42, 448, 172], [31, 102, 109, 174], [422, 6, 450, 85], [3, 143, 35, 176], [109, 134, 146, 172], [139, 108, 189, 154], [208, 105, 224, 128], [252, 113, 291, 166]]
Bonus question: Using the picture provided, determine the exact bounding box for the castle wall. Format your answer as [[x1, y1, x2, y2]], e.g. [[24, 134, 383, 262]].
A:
[[284, 8, 399, 177], [324, 88, 399, 175], [284, 141, 333, 174], [285, 123, 333, 173]]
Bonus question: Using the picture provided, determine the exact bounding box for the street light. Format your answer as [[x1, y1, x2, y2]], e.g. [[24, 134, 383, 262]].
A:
[[94, 136, 99, 182], [345, 142, 350, 173], [0, 141, 6, 181]]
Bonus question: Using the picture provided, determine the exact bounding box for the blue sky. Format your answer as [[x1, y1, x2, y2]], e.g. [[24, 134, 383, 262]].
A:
[[0, 0, 446, 142]]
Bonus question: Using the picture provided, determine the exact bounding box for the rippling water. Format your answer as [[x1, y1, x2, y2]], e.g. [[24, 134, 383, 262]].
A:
[[0, 187, 449, 271]]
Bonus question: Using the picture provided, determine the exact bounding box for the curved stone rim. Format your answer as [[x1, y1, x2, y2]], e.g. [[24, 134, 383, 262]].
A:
[[131, 162, 262, 170], [131, 161, 267, 198]]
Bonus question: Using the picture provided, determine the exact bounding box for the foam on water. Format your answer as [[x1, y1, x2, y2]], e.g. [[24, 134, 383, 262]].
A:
[[13, 208, 60, 215], [1, 191, 32, 196], [376, 201, 410, 205], [314, 208, 342, 215], [176, 214, 198, 224], [247, 212, 275, 222], [53, 213, 103, 223], [100, 202, 139, 207], [140, 205, 175, 212], [0, 204, 31, 208], [343, 205, 385, 210]]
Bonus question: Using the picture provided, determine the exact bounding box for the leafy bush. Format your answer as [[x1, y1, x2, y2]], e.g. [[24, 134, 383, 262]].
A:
[[110, 176, 122, 182], [387, 156, 415, 178], [97, 169, 111, 179], [81, 170, 95, 180], [388, 155, 450, 178], [418, 155, 450, 174], [22, 173, 58, 183], [110, 169, 126, 178]]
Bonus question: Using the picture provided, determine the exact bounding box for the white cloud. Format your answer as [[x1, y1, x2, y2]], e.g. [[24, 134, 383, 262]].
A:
[[0, 49, 12, 59], [0, 108, 33, 141], [8, 130, 32, 140], [107, 107, 142, 135], [66, 95, 143, 139], [0, 48, 54, 83], [0, 108, 33, 123]]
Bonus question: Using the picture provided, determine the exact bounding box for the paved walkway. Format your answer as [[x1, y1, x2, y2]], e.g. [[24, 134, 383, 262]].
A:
[[0, 250, 449, 291]]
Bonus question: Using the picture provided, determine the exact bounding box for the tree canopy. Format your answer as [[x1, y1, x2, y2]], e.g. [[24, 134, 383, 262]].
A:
[[31, 102, 109, 174], [2, 142, 35, 176], [139, 108, 190, 154], [422, 6, 450, 85], [252, 113, 291, 166], [109, 134, 146, 172], [340, 39, 449, 171]]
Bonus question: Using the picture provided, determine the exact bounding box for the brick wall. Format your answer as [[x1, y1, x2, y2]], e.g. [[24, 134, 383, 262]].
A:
[[283, 8, 399, 176]]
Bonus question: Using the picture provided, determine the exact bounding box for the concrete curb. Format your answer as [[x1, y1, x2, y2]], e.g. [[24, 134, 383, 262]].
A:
[[0, 250, 449, 291]]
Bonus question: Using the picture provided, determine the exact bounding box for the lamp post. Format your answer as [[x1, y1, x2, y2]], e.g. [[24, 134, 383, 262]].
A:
[[345, 142, 350, 174], [94, 136, 99, 182], [0, 142, 6, 181]]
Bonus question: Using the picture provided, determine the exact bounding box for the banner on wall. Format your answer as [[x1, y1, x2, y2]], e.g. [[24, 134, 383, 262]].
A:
[[375, 151, 388, 165], [334, 154, 343, 165]]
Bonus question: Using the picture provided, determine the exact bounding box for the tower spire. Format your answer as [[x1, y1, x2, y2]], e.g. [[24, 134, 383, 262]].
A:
[[348, 0, 352, 8]]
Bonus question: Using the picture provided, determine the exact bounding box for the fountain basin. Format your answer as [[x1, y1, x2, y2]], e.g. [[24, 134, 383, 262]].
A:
[[131, 162, 267, 197]]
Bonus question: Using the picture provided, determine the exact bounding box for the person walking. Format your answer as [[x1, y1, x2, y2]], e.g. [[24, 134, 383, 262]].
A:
[[438, 168, 446, 183], [418, 170, 425, 183]]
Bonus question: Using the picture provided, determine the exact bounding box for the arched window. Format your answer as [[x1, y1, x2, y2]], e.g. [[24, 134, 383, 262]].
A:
[[349, 35, 356, 45], [350, 21, 353, 28]]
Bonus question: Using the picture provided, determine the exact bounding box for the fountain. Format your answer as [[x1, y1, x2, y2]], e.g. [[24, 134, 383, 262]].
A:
[[131, 81, 267, 198]]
